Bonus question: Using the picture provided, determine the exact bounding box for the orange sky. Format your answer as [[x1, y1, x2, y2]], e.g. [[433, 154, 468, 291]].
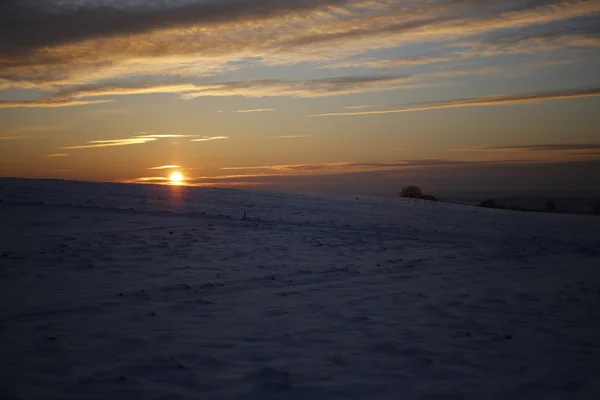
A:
[[1, 0, 600, 195]]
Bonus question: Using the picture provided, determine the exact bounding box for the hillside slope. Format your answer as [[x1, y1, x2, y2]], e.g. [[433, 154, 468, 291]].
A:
[[1, 179, 599, 399]]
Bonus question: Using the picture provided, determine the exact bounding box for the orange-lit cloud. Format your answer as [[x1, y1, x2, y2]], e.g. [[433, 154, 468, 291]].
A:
[[46, 153, 69, 158], [147, 165, 181, 170], [134, 177, 171, 182], [58, 132, 194, 150], [61, 137, 157, 150], [190, 136, 229, 142]]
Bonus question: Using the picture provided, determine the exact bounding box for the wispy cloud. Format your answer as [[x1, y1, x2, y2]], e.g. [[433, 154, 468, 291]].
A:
[[455, 144, 600, 152], [0, 135, 29, 140], [61, 75, 414, 100], [46, 153, 69, 157], [270, 135, 312, 139], [321, 56, 452, 69], [0, 99, 113, 109], [125, 159, 600, 195], [147, 165, 181, 170], [126, 159, 543, 187], [190, 136, 229, 142], [235, 108, 276, 113], [219, 159, 520, 175], [61, 137, 157, 150], [135, 177, 171, 182], [308, 86, 600, 117]]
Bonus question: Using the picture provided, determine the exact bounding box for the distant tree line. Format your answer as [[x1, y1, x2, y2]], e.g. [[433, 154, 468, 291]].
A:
[[476, 198, 600, 215], [479, 198, 563, 213]]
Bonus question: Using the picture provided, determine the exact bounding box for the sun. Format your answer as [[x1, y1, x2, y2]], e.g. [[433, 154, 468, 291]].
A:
[[169, 172, 184, 183]]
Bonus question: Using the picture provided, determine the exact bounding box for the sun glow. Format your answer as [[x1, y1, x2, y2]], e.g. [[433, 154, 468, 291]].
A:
[[169, 172, 184, 183]]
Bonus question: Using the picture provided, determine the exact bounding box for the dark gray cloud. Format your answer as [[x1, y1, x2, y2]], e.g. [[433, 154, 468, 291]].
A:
[[132, 159, 600, 197], [0, 0, 351, 56]]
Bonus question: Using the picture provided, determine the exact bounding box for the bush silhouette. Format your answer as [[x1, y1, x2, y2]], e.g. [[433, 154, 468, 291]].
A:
[[400, 186, 423, 198], [479, 199, 500, 209]]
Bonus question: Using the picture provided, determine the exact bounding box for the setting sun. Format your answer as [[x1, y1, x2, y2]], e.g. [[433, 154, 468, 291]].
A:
[[169, 172, 184, 183]]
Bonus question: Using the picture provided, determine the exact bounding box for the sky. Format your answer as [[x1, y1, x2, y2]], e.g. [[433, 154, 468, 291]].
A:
[[1, 0, 600, 196]]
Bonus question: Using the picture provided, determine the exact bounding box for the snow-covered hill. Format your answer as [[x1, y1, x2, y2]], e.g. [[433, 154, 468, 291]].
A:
[[1, 178, 599, 399]]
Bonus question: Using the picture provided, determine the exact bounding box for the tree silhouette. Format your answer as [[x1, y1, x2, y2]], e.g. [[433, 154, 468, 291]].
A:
[[595, 203, 600, 216], [400, 186, 423, 198]]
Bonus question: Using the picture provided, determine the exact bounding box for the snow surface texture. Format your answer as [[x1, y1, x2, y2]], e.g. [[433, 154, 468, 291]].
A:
[[1, 178, 599, 399]]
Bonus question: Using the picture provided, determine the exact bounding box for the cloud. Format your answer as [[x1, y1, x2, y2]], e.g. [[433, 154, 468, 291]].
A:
[[220, 159, 522, 176], [72, 75, 413, 99], [190, 136, 229, 142], [270, 135, 312, 139], [0, 135, 29, 140], [308, 86, 600, 116], [122, 159, 600, 197], [61, 137, 157, 150], [59, 132, 195, 150], [455, 144, 600, 152], [1, 75, 417, 107], [135, 134, 195, 138], [9, 69, 497, 106], [3, 0, 598, 91], [147, 165, 181, 170], [134, 177, 172, 183], [235, 108, 276, 113], [0, 99, 113, 109], [46, 153, 69, 157], [321, 56, 452, 69]]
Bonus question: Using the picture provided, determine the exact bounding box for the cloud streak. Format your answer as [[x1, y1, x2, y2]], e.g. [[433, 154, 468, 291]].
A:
[[308, 86, 600, 116], [190, 136, 229, 142], [61, 137, 158, 150], [321, 56, 452, 69], [0, 99, 113, 109], [235, 108, 276, 113], [219, 159, 524, 175], [456, 144, 600, 152], [147, 165, 181, 170], [0, 135, 29, 140]]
